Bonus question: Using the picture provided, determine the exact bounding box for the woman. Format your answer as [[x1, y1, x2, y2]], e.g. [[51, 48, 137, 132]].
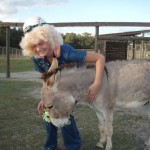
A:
[[20, 16, 105, 150]]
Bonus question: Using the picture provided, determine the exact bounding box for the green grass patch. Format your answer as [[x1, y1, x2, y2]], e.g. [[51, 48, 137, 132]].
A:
[[0, 79, 146, 150], [0, 79, 45, 150], [0, 57, 34, 73]]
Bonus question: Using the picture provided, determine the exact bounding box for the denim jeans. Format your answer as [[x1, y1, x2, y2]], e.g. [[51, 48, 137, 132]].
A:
[[44, 115, 82, 150]]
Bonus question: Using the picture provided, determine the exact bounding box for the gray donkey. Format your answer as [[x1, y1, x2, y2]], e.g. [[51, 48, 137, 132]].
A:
[[41, 58, 150, 150]]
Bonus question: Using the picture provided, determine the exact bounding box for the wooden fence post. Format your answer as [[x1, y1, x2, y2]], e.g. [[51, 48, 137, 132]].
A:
[[132, 41, 135, 59], [141, 33, 145, 59], [95, 26, 99, 53], [6, 27, 10, 78]]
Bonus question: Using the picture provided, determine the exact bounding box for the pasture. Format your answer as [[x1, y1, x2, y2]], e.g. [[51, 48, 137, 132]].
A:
[[0, 58, 149, 150], [0, 57, 34, 73]]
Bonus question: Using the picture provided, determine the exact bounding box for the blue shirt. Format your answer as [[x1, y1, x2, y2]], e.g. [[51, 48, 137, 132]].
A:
[[32, 44, 86, 73]]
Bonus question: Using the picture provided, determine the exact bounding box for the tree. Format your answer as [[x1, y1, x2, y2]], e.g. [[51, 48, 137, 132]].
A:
[[64, 32, 95, 49], [64, 33, 80, 48], [0, 27, 23, 48], [0, 27, 6, 46], [0, 27, 95, 49], [80, 32, 95, 49], [10, 27, 23, 48]]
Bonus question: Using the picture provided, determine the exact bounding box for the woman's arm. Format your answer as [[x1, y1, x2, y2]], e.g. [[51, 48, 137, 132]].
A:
[[85, 51, 105, 103]]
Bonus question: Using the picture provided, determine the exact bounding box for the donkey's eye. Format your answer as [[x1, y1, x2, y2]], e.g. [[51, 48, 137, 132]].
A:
[[47, 105, 53, 109]]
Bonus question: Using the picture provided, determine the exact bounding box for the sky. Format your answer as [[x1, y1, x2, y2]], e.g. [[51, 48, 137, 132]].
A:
[[0, 0, 150, 35]]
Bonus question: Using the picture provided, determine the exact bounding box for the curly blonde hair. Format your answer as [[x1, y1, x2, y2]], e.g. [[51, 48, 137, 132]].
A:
[[20, 24, 63, 57]]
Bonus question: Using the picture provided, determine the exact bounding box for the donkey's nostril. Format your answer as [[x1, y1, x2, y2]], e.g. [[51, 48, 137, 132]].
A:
[[53, 112, 59, 118]]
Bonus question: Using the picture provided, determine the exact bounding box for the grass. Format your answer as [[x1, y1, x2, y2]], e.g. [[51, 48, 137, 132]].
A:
[[0, 79, 146, 150], [0, 57, 34, 73], [0, 79, 45, 150]]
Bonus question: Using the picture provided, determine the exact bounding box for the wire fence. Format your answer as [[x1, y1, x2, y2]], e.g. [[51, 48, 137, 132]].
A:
[[0, 44, 150, 60], [127, 43, 150, 60], [0, 46, 22, 58]]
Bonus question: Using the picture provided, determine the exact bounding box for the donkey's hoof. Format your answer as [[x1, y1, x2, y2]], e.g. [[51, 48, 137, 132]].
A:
[[144, 140, 150, 150], [96, 142, 104, 149]]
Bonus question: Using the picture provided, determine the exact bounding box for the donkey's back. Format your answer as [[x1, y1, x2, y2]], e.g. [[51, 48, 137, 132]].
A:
[[58, 60, 150, 108], [106, 60, 150, 108]]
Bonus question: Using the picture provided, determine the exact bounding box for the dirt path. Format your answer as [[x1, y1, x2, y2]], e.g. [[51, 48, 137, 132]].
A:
[[0, 71, 41, 82]]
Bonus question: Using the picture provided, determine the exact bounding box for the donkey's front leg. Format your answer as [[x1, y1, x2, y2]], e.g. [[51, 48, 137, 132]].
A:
[[104, 109, 114, 150]]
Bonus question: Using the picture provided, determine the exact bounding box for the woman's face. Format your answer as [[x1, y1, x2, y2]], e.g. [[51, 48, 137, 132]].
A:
[[32, 40, 51, 58]]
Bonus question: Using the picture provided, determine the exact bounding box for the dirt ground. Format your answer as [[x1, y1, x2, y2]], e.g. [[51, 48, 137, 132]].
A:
[[0, 71, 149, 149], [0, 71, 41, 82]]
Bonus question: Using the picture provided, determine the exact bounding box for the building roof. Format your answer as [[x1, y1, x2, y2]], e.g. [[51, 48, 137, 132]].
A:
[[100, 29, 150, 36]]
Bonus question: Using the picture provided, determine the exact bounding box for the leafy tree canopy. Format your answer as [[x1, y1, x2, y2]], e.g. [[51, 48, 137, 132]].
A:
[[0, 28, 94, 49]]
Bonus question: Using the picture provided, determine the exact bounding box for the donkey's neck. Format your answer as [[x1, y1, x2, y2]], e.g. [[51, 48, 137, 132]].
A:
[[57, 68, 95, 101]]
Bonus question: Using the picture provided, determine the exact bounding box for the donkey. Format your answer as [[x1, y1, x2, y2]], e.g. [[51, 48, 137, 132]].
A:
[[41, 58, 150, 150]]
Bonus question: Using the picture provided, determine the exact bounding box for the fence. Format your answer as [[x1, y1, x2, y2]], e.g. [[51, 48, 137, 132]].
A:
[[0, 44, 150, 60], [1, 21, 150, 77], [127, 43, 150, 60], [0, 46, 22, 58]]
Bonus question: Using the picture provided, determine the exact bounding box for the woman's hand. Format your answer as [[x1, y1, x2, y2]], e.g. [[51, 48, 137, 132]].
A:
[[37, 100, 44, 115], [87, 83, 100, 103]]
